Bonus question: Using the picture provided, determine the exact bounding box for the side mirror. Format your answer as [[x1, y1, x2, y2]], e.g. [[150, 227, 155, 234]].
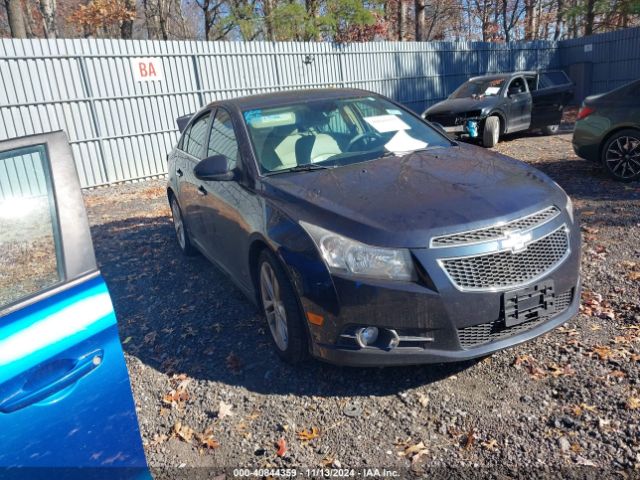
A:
[[194, 155, 236, 181]]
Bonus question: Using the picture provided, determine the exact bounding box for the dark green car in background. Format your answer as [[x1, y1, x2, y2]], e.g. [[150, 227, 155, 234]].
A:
[[572, 79, 640, 182]]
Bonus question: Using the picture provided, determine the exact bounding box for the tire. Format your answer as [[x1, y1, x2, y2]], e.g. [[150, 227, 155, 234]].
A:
[[170, 195, 197, 256], [542, 124, 560, 135], [601, 129, 640, 182], [257, 249, 308, 364], [482, 116, 500, 148]]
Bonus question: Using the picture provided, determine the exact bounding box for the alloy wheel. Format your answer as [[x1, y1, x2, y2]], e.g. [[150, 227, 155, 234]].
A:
[[171, 198, 186, 250], [605, 135, 640, 180], [260, 262, 289, 351]]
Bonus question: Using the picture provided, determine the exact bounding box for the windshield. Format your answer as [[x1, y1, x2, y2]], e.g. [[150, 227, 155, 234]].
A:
[[450, 78, 506, 99], [243, 96, 450, 174]]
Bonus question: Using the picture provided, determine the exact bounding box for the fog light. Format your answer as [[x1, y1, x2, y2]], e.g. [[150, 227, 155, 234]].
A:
[[355, 327, 379, 348], [388, 330, 400, 350]]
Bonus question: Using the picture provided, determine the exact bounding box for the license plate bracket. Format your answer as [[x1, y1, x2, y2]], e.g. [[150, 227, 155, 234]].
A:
[[503, 281, 555, 327]]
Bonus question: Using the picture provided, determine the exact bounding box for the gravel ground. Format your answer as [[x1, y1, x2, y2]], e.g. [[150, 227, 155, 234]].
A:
[[83, 129, 640, 478]]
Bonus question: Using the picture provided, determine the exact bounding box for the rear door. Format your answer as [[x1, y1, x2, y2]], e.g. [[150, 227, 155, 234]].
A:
[[530, 70, 574, 129], [0, 132, 148, 477], [177, 111, 212, 249]]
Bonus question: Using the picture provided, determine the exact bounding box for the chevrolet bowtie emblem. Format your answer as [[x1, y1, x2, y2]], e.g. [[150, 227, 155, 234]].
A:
[[499, 230, 532, 253]]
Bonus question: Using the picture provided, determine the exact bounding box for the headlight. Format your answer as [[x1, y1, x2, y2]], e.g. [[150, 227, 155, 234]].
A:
[[300, 222, 416, 281], [565, 195, 574, 223]]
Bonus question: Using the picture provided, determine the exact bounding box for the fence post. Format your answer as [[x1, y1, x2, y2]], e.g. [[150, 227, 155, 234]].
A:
[[338, 43, 346, 87], [191, 54, 205, 107], [77, 56, 110, 185], [273, 43, 282, 91]]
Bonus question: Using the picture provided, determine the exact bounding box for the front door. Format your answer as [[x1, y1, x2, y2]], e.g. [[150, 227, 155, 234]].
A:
[[0, 132, 148, 477], [506, 76, 533, 132], [197, 108, 252, 281]]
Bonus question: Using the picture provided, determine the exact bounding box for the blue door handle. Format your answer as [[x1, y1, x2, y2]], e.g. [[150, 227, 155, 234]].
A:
[[0, 350, 103, 413]]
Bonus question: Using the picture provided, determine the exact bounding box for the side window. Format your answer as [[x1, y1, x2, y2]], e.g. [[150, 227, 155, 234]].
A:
[[526, 76, 537, 92], [185, 113, 211, 160], [0, 145, 62, 308], [508, 77, 526, 94], [539, 71, 571, 88], [207, 109, 239, 170]]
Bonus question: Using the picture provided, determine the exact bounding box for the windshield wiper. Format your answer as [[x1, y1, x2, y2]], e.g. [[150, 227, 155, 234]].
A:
[[266, 164, 335, 175]]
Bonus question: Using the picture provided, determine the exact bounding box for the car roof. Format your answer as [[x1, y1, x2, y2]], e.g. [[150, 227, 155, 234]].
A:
[[206, 88, 379, 110], [469, 71, 537, 82]]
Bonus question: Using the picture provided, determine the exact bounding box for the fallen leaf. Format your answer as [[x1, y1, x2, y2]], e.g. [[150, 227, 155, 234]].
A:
[[628, 271, 640, 281], [297, 427, 320, 442], [173, 422, 194, 442], [463, 430, 475, 449], [626, 397, 640, 410], [575, 456, 597, 467], [276, 438, 287, 457], [481, 439, 498, 451], [218, 400, 233, 419]]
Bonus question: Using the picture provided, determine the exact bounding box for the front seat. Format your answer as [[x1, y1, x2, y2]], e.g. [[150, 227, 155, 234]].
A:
[[295, 134, 342, 164]]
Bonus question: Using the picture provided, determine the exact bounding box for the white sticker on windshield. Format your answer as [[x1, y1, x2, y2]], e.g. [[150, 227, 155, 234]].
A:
[[386, 108, 403, 115], [384, 130, 428, 155], [364, 114, 410, 133], [484, 86, 501, 95]]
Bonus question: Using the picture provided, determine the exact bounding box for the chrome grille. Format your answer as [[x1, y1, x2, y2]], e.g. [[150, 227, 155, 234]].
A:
[[441, 226, 569, 290], [431, 206, 560, 247], [457, 289, 574, 349]]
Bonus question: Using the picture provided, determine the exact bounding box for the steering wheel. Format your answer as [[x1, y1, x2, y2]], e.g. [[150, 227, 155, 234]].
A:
[[346, 131, 383, 152]]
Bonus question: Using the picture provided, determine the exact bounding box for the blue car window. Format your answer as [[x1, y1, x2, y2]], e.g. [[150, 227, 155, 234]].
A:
[[0, 144, 63, 308]]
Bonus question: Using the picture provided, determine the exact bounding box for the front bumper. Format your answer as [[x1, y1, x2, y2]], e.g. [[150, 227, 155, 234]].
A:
[[297, 209, 581, 367], [312, 287, 579, 366]]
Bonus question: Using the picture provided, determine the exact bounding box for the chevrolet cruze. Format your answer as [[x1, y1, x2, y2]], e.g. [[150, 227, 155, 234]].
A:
[[167, 88, 581, 366]]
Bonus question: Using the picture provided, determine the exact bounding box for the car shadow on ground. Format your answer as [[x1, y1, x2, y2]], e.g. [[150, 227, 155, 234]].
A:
[[91, 217, 479, 398]]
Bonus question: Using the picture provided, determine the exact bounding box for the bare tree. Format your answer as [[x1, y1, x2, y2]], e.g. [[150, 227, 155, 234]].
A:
[[38, 0, 57, 37], [501, 0, 524, 42], [415, 0, 426, 40]]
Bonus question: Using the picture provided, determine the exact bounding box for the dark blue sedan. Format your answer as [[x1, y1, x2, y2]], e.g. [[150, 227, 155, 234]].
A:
[[168, 88, 581, 367]]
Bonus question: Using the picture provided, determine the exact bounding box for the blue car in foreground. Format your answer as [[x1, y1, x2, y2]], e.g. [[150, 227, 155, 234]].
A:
[[0, 132, 147, 478]]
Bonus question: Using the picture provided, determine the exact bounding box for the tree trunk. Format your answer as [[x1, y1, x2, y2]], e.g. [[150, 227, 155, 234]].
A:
[[398, 0, 408, 41], [263, 0, 275, 41], [584, 0, 595, 35], [121, 0, 136, 38], [38, 0, 57, 38], [6, 0, 28, 38], [415, 0, 426, 41], [553, 0, 564, 40], [501, 0, 510, 42]]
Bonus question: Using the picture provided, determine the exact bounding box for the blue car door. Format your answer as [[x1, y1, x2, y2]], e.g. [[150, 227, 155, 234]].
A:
[[0, 132, 148, 479]]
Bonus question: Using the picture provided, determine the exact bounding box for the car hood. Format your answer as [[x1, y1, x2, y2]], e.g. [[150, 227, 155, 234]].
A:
[[262, 144, 567, 248], [425, 97, 497, 116]]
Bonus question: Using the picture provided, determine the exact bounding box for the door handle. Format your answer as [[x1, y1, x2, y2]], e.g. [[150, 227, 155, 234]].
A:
[[0, 350, 103, 413], [176, 168, 184, 177], [197, 185, 207, 196]]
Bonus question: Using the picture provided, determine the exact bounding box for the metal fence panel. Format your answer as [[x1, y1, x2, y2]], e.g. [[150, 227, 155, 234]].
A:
[[560, 28, 640, 95], [0, 30, 637, 191]]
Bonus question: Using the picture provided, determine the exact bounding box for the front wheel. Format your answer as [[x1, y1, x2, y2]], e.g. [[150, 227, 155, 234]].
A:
[[257, 250, 308, 364], [601, 129, 640, 182], [482, 116, 500, 148]]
